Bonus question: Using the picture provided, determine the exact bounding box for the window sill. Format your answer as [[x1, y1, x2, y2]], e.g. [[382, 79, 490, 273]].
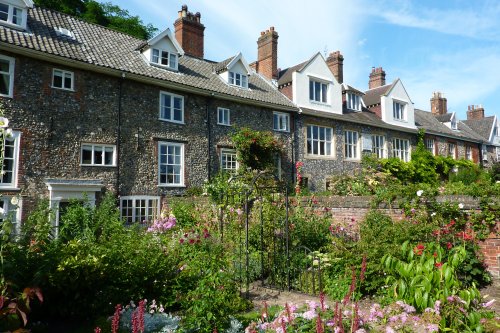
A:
[[51, 86, 75, 92], [158, 184, 186, 188], [150, 62, 178, 72], [344, 158, 361, 163], [80, 164, 117, 167], [304, 154, 336, 160], [0, 187, 21, 191], [217, 122, 232, 127], [159, 118, 185, 125], [309, 100, 331, 107], [0, 93, 13, 98], [0, 21, 25, 31], [273, 129, 290, 133]]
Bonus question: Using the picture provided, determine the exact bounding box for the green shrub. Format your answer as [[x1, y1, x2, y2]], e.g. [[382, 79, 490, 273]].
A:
[[170, 200, 197, 227]]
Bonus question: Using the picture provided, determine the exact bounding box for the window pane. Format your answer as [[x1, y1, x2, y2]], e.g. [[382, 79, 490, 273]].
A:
[[94, 146, 103, 165], [314, 81, 321, 101], [64, 74, 72, 89], [53, 72, 62, 88], [321, 83, 327, 102], [242, 75, 247, 87], [13, 7, 22, 25], [161, 51, 169, 66], [0, 4, 8, 21], [309, 81, 313, 100], [82, 146, 92, 164], [152, 49, 159, 63], [104, 147, 114, 165], [169, 54, 177, 68]]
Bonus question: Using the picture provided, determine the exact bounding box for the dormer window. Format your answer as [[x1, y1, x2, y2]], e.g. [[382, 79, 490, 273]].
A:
[[451, 117, 457, 130], [347, 93, 361, 111], [393, 101, 406, 121], [0, 3, 23, 27], [229, 71, 247, 88], [309, 79, 328, 103], [151, 48, 178, 70]]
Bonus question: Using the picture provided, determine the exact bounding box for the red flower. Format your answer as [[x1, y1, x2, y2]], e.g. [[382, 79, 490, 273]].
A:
[[435, 262, 443, 269], [413, 243, 425, 255], [446, 242, 453, 249], [433, 252, 437, 258], [179, 238, 185, 244], [432, 229, 440, 236]]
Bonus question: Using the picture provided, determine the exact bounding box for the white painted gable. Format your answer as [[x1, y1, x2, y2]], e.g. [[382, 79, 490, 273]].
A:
[[219, 52, 251, 88], [142, 28, 184, 70], [292, 53, 342, 114], [380, 79, 416, 129]]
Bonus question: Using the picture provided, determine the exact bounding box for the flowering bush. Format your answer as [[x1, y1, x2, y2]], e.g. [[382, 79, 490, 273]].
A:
[[147, 212, 176, 233], [113, 299, 180, 333]]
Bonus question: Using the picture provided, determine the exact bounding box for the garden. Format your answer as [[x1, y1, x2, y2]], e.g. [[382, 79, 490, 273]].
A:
[[1, 128, 499, 332]]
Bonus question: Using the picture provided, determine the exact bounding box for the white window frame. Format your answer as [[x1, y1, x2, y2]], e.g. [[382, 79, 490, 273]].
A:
[[120, 195, 160, 224], [309, 79, 328, 104], [425, 138, 435, 155], [220, 148, 238, 172], [150, 48, 178, 70], [496, 147, 500, 161], [0, 2, 24, 28], [0, 54, 14, 98], [217, 107, 230, 126], [0, 196, 22, 235], [159, 91, 184, 124], [372, 135, 386, 158], [465, 145, 472, 161], [448, 142, 457, 159], [273, 111, 289, 132], [393, 101, 406, 121], [347, 93, 361, 111], [0, 131, 20, 189], [451, 118, 458, 130], [228, 71, 248, 88], [52, 69, 74, 91], [158, 141, 184, 187], [392, 138, 410, 162], [80, 143, 116, 167], [344, 130, 360, 160], [306, 125, 334, 157]]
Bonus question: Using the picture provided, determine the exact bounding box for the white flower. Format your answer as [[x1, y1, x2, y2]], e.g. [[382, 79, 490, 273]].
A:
[[10, 196, 18, 205], [431, 212, 436, 217], [416, 190, 424, 197], [0, 117, 9, 128], [0, 207, 4, 215], [4, 128, 12, 138], [458, 203, 464, 209]]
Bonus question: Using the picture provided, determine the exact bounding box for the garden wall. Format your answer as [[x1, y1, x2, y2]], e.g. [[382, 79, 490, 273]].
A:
[[171, 195, 500, 278]]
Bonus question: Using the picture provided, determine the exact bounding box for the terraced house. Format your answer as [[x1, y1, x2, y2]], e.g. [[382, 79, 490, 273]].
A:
[[0, 1, 297, 230], [0, 1, 496, 228]]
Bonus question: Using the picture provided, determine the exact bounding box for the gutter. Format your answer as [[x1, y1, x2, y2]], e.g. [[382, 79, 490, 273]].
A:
[[0, 43, 298, 113]]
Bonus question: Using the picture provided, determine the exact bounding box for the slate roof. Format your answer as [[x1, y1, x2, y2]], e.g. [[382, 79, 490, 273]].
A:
[[363, 83, 393, 106], [213, 56, 234, 74], [414, 109, 484, 142], [463, 116, 495, 141], [277, 60, 307, 86], [0, 6, 296, 109], [342, 84, 365, 95], [300, 107, 417, 133], [434, 113, 453, 123]]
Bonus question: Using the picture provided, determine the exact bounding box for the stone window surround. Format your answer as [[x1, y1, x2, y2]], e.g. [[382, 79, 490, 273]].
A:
[[120, 195, 160, 224], [159, 91, 184, 124], [0, 196, 21, 234], [371, 133, 386, 159], [392, 137, 410, 162], [217, 107, 230, 126], [158, 141, 185, 187], [305, 124, 335, 159], [150, 48, 178, 71], [80, 143, 117, 167], [228, 71, 248, 88], [0, 130, 20, 190], [273, 111, 289, 132], [393, 99, 407, 122], [220, 148, 238, 172], [51, 68, 74, 91], [0, 54, 14, 97], [344, 129, 360, 161]]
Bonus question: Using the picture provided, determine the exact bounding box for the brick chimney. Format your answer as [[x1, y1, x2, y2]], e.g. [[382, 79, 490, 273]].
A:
[[467, 105, 485, 120], [430, 91, 447, 115], [368, 67, 386, 89], [255, 27, 279, 80], [326, 51, 343, 84], [174, 5, 205, 58]]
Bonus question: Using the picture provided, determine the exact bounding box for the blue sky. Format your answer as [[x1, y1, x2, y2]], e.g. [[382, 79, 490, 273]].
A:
[[112, 0, 500, 120]]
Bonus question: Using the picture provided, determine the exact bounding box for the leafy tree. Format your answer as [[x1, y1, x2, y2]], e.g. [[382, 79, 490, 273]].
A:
[[33, 0, 157, 39]]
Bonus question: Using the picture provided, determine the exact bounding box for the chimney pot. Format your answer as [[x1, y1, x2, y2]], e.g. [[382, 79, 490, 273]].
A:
[[430, 91, 447, 115], [326, 50, 344, 84], [467, 104, 485, 120], [369, 66, 386, 89], [256, 26, 279, 80], [174, 5, 205, 58]]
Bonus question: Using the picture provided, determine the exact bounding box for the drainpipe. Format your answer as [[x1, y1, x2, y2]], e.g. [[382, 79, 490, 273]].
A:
[[116, 73, 125, 196], [291, 111, 296, 183], [206, 94, 214, 181]]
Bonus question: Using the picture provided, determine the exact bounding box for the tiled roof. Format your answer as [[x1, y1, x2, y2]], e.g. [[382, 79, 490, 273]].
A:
[[277, 60, 307, 86], [213, 56, 234, 74], [342, 84, 365, 95], [414, 109, 484, 142], [434, 113, 453, 123], [300, 107, 417, 133], [363, 83, 393, 106], [463, 116, 495, 141], [0, 6, 296, 109]]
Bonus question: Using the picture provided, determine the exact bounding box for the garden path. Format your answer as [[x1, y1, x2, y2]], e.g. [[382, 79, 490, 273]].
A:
[[246, 279, 500, 315]]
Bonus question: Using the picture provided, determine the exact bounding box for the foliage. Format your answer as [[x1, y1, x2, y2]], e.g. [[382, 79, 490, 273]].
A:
[[33, 0, 158, 39], [230, 127, 284, 171], [169, 200, 197, 228], [118, 300, 181, 333], [491, 161, 500, 182]]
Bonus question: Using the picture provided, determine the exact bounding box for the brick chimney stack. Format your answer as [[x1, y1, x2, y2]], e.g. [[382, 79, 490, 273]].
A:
[[430, 91, 447, 115], [368, 67, 386, 89], [174, 5, 205, 58], [255, 27, 279, 80], [326, 51, 344, 84], [467, 105, 485, 120]]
